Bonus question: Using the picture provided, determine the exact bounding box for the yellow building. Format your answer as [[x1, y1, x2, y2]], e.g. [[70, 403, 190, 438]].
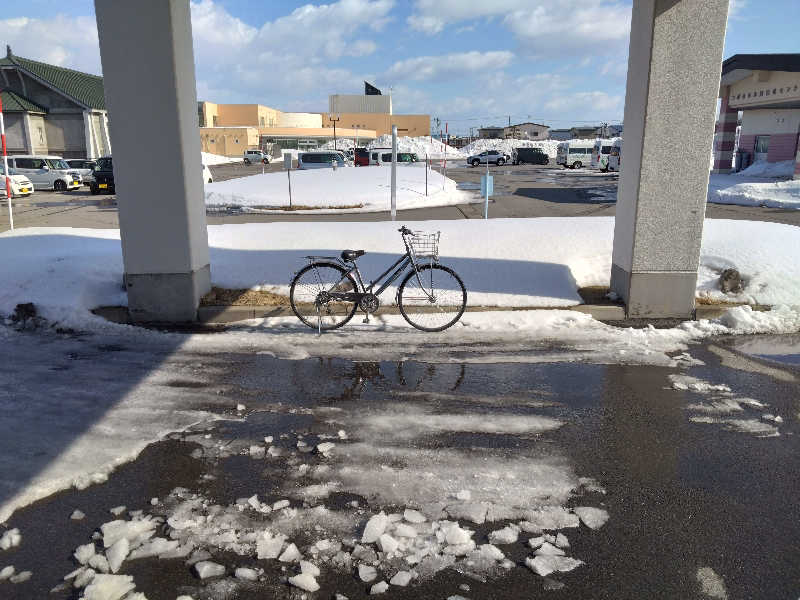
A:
[[320, 113, 430, 138], [198, 127, 260, 157]]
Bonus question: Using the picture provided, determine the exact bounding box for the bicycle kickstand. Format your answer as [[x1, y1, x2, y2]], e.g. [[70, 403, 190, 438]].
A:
[[316, 304, 322, 336]]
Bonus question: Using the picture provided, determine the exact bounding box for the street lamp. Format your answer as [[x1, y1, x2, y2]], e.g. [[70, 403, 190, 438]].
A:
[[328, 113, 340, 150]]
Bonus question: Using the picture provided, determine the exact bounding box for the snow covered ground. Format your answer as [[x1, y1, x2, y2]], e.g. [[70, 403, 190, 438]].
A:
[[201, 152, 239, 166], [707, 160, 800, 210], [204, 165, 475, 212]]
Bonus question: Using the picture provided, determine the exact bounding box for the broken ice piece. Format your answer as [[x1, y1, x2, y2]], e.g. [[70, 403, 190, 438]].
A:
[[249, 445, 266, 458], [106, 538, 130, 573], [256, 532, 286, 559], [75, 543, 96, 565], [109, 506, 126, 516], [555, 533, 569, 548], [0, 528, 22, 550], [403, 509, 426, 524], [273, 499, 290, 511], [534, 542, 565, 557], [389, 570, 415, 586], [358, 564, 377, 582], [247, 495, 262, 510], [264, 436, 274, 443], [300, 561, 320, 577], [525, 555, 584, 577], [393, 524, 417, 538], [488, 525, 519, 545], [88, 554, 110, 574], [377, 534, 398, 554], [82, 574, 135, 598], [337, 430, 347, 439], [444, 523, 473, 546], [235, 567, 260, 581], [573, 507, 610, 530], [267, 446, 281, 457], [236, 404, 246, 411], [195, 560, 226, 579], [528, 536, 545, 549], [362, 513, 389, 544], [370, 580, 389, 594], [9, 571, 32, 583], [278, 543, 301, 563], [317, 442, 335, 456], [0, 565, 15, 580], [150, 497, 159, 506], [455, 490, 471, 501], [289, 572, 320, 592], [70, 510, 86, 520]]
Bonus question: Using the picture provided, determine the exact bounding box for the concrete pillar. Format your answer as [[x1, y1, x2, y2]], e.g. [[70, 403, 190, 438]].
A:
[[82, 111, 96, 159], [22, 113, 34, 153], [95, 0, 209, 322], [712, 86, 737, 173], [610, 0, 729, 318], [795, 133, 800, 180]]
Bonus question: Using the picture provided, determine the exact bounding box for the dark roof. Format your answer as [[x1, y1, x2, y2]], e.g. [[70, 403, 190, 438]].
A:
[[509, 122, 549, 128], [722, 53, 800, 75], [0, 89, 47, 113], [0, 49, 105, 110]]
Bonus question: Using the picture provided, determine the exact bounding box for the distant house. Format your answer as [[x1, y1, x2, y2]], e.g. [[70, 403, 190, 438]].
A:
[[478, 126, 504, 139], [549, 129, 571, 141], [504, 122, 549, 139], [0, 46, 111, 158], [570, 126, 599, 139]]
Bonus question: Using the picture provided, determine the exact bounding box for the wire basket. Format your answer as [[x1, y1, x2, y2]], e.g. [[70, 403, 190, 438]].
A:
[[408, 231, 440, 261]]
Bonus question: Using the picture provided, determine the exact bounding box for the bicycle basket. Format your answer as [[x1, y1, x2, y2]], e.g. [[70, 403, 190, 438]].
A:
[[408, 231, 440, 261]]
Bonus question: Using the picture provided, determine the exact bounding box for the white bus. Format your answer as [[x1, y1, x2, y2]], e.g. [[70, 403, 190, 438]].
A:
[[591, 138, 618, 171], [607, 138, 623, 172], [556, 141, 595, 169]]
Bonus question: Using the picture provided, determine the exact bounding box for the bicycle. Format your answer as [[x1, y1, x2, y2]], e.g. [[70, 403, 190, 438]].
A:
[[289, 226, 467, 333]]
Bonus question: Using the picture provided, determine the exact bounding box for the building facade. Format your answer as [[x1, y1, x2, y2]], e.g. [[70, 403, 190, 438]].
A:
[[478, 127, 504, 139], [320, 113, 428, 138], [0, 46, 111, 158], [505, 122, 549, 139], [715, 54, 800, 178]]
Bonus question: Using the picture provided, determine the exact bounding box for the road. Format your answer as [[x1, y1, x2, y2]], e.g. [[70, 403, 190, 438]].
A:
[[2, 162, 799, 231], [1, 324, 799, 600]]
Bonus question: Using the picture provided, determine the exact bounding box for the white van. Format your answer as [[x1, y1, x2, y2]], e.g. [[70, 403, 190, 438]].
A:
[[556, 141, 594, 169], [591, 138, 617, 171], [8, 155, 82, 191], [368, 148, 418, 166], [607, 139, 623, 172]]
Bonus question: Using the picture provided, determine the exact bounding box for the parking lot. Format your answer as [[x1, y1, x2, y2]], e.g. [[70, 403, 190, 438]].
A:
[[2, 162, 799, 232]]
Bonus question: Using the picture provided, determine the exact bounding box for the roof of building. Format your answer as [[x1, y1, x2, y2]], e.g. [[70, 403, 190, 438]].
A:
[[509, 122, 549, 128], [721, 53, 800, 86], [0, 89, 47, 113], [0, 46, 105, 110]]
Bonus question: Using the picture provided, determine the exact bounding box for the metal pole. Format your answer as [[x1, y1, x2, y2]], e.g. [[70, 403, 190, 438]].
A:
[[484, 157, 489, 219], [287, 167, 292, 208], [425, 152, 428, 196], [443, 122, 447, 189], [391, 125, 397, 220], [0, 97, 13, 231]]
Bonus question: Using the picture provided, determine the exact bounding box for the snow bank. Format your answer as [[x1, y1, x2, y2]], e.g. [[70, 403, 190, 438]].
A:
[[735, 160, 795, 178], [204, 165, 474, 212], [461, 138, 564, 159], [201, 151, 238, 165], [1, 218, 799, 330], [319, 135, 464, 160], [707, 173, 800, 210]]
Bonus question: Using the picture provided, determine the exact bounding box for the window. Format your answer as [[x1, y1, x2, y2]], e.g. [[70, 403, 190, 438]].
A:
[[212, 116, 218, 126], [754, 136, 770, 154], [234, 138, 239, 144], [601, 146, 613, 154], [260, 117, 265, 127], [382, 153, 392, 162], [532, 131, 538, 137], [372, 153, 378, 160], [37, 127, 45, 144]]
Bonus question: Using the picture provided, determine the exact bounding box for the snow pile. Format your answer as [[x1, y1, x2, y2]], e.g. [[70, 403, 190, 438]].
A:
[[318, 136, 464, 159], [461, 138, 563, 159], [708, 169, 800, 210], [735, 160, 795, 178], [204, 166, 475, 212], [201, 151, 238, 165]]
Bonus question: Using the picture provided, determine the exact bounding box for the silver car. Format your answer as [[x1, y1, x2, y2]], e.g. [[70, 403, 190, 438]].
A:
[[466, 150, 509, 167]]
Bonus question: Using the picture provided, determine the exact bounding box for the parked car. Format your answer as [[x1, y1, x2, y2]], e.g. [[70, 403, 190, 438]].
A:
[[66, 159, 97, 185], [368, 149, 418, 166], [243, 149, 270, 165], [466, 150, 508, 167], [0, 164, 34, 197], [556, 141, 594, 169], [297, 151, 346, 169], [89, 156, 114, 194], [6, 155, 81, 191], [202, 163, 213, 184], [354, 147, 370, 166], [512, 147, 549, 165]]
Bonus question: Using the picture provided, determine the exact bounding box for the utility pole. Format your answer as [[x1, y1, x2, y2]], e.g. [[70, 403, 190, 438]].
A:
[[329, 113, 340, 149]]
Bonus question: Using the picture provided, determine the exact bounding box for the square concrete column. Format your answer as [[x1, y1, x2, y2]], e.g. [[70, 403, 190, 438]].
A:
[[611, 0, 729, 318], [95, 0, 210, 322], [795, 136, 800, 180], [712, 86, 737, 174]]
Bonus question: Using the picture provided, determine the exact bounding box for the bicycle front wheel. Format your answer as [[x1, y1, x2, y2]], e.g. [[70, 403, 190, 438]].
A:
[[290, 262, 358, 330], [397, 264, 467, 332]]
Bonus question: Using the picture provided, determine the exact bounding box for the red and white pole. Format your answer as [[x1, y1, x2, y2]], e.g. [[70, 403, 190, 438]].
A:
[[443, 122, 448, 188], [0, 95, 13, 230]]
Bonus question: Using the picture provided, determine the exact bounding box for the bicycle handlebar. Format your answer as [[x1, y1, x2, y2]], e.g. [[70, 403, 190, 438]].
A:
[[398, 226, 412, 235]]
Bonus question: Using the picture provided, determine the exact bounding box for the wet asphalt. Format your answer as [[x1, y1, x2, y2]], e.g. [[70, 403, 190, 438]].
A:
[[1, 334, 799, 600]]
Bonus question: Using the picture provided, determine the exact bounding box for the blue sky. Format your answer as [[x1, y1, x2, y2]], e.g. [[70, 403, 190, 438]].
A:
[[1, 0, 796, 134]]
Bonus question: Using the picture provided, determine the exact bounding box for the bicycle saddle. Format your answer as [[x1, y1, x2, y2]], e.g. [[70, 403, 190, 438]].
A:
[[341, 249, 366, 262]]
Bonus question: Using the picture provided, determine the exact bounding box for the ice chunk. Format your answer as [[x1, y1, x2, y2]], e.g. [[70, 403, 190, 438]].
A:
[[528, 536, 545, 549], [176, 596, 195, 600], [75, 543, 96, 565], [267, 446, 281, 457], [256, 532, 286, 559], [362, 512, 389, 544], [446, 503, 488, 524], [101, 519, 156, 548], [289, 572, 320, 592], [150, 497, 159, 506], [555, 533, 569, 548], [128, 538, 180, 560], [81, 574, 135, 600], [488, 524, 519, 545], [317, 442, 336, 455], [88, 554, 110, 574], [278, 543, 301, 562], [106, 538, 130, 573], [455, 490, 471, 501], [534, 542, 565, 556], [378, 533, 399, 554], [194, 561, 226, 579], [443, 541, 475, 556], [696, 566, 728, 599], [9, 570, 32, 583], [235, 567, 260, 581], [272, 499, 290, 511], [338, 430, 348, 439], [359, 564, 378, 582], [0, 528, 21, 550], [0, 565, 15, 580], [236, 404, 246, 411], [573, 506, 610, 530], [390, 570, 415, 586], [477, 544, 505, 561], [71, 510, 86, 520], [249, 445, 266, 458], [519, 507, 580, 531], [525, 555, 584, 576], [403, 509, 426, 524], [370, 580, 389, 594], [393, 523, 418, 538], [109, 506, 126, 516], [300, 560, 320, 577], [445, 523, 473, 545]]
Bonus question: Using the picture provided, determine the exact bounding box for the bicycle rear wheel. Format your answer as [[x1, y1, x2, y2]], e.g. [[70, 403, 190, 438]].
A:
[[290, 262, 358, 330], [397, 264, 467, 332]]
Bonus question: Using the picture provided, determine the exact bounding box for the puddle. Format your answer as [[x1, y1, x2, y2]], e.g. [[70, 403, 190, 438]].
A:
[[731, 334, 800, 365]]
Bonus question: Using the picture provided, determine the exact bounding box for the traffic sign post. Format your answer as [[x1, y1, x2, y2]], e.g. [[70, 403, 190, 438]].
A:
[[284, 153, 293, 208]]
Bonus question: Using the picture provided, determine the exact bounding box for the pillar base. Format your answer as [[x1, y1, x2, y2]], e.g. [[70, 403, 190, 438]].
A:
[[125, 264, 210, 322], [711, 168, 733, 175], [611, 264, 697, 318]]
